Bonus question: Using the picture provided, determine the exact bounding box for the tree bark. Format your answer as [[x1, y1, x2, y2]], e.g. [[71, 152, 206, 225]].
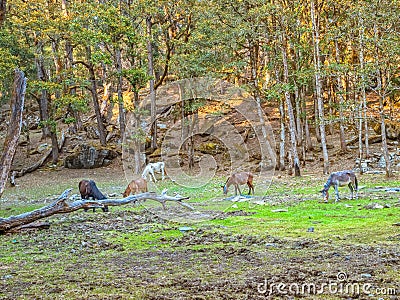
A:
[[302, 87, 313, 151], [358, 13, 370, 158], [116, 47, 126, 139], [334, 39, 348, 152], [0, 189, 192, 234], [280, 28, 300, 176], [86, 45, 107, 146], [34, 38, 50, 139], [278, 98, 286, 171], [66, 41, 82, 132], [379, 93, 391, 177], [357, 94, 364, 173], [311, 0, 329, 174], [0, 0, 6, 27], [372, 22, 392, 177], [0, 70, 26, 198], [62, 0, 81, 133], [133, 91, 144, 175], [294, 88, 302, 146], [146, 16, 157, 150]]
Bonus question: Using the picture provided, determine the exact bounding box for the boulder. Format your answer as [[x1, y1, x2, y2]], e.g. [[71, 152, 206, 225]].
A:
[[64, 144, 118, 169], [372, 120, 400, 140]]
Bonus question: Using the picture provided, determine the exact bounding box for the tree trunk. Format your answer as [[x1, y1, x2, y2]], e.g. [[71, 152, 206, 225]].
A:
[[314, 95, 321, 142], [284, 90, 300, 176], [358, 13, 370, 158], [146, 16, 157, 150], [311, 0, 329, 174], [0, 70, 26, 198], [133, 91, 144, 175], [250, 40, 277, 171], [63, 0, 81, 132], [295, 87, 302, 146], [372, 21, 392, 177], [328, 79, 334, 135], [65, 40, 82, 132], [0, 0, 6, 27], [357, 94, 364, 173], [34, 38, 50, 139], [334, 39, 348, 152], [280, 28, 300, 176], [278, 98, 286, 171], [49, 131, 59, 164], [186, 107, 196, 170], [379, 94, 391, 177], [116, 47, 126, 139], [302, 87, 313, 151], [86, 45, 107, 146]]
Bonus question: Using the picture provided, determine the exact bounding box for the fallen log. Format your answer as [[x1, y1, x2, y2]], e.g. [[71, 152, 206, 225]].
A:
[[0, 189, 192, 234], [346, 134, 382, 146]]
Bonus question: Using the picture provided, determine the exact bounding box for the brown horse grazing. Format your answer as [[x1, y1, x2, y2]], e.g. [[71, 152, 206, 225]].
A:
[[123, 178, 148, 197], [320, 170, 358, 202], [79, 180, 108, 212], [223, 172, 254, 196]]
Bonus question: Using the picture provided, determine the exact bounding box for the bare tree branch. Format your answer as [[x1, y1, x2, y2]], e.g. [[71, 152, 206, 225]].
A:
[[0, 189, 192, 234]]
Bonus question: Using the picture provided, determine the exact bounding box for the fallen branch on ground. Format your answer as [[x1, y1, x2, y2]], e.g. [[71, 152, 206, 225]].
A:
[[0, 189, 192, 234]]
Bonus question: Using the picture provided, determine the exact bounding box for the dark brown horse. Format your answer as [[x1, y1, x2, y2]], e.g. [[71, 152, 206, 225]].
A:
[[320, 170, 358, 202], [79, 180, 108, 212], [123, 178, 148, 197], [223, 172, 254, 196]]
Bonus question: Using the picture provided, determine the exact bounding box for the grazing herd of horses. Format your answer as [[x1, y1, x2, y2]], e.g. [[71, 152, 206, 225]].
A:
[[79, 161, 358, 212]]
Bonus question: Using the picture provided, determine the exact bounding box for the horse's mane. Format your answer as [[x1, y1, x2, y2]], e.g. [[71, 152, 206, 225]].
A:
[[224, 175, 231, 186]]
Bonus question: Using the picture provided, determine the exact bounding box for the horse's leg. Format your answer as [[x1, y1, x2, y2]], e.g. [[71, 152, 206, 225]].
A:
[[237, 185, 242, 196], [334, 184, 340, 202], [248, 182, 254, 195], [348, 182, 354, 199], [354, 177, 358, 199], [152, 170, 157, 182], [161, 165, 165, 180]]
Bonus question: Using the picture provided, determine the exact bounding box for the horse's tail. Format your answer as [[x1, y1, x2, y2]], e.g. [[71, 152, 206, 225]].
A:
[[89, 180, 107, 199]]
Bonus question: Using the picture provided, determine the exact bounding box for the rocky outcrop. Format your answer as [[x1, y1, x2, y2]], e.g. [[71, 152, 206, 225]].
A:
[[372, 120, 400, 140], [64, 144, 118, 169]]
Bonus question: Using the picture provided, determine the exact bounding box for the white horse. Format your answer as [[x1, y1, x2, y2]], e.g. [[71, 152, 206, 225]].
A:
[[142, 162, 166, 182]]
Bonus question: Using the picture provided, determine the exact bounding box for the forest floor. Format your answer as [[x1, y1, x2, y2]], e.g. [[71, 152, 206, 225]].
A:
[[1, 91, 400, 298], [1, 139, 400, 299]]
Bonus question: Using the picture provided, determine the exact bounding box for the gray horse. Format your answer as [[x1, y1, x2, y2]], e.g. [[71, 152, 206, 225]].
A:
[[320, 170, 358, 202]]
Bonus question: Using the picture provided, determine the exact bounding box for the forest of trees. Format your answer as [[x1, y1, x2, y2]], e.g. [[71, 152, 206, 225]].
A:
[[0, 0, 399, 178]]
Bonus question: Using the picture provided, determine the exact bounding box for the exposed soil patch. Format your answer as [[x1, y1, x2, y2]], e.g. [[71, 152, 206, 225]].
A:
[[1, 213, 399, 300]]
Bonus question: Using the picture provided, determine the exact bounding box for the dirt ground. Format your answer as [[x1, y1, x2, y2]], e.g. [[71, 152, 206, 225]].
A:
[[1, 108, 400, 298], [1, 156, 400, 299]]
